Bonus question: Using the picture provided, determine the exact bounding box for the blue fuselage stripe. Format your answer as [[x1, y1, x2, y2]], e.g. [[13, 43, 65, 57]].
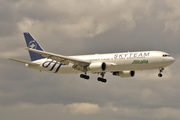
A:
[[55, 63, 63, 73]]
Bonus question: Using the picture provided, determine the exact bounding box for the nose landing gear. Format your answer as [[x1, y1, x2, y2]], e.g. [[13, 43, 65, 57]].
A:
[[158, 73, 163, 77], [158, 68, 164, 77]]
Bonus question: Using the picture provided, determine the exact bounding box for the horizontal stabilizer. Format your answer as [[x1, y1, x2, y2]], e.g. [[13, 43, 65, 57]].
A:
[[8, 58, 40, 66]]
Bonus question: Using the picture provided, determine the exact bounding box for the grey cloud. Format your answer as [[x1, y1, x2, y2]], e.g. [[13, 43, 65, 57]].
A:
[[1, 0, 180, 120]]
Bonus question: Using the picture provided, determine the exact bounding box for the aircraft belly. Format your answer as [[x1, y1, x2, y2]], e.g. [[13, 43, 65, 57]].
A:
[[57, 66, 82, 74]]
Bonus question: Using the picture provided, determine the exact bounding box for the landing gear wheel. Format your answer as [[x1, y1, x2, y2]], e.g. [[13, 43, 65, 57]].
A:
[[80, 74, 90, 80], [97, 77, 107, 83], [102, 79, 107, 83], [80, 74, 84, 78], [158, 73, 163, 77], [85, 76, 90, 80], [97, 72, 107, 83], [158, 68, 164, 77], [97, 77, 101, 81]]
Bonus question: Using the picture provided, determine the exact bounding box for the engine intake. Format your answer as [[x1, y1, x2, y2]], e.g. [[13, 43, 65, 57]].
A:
[[88, 62, 106, 72], [113, 71, 135, 78]]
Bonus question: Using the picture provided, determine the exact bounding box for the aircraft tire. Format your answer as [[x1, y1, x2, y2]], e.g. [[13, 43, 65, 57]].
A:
[[80, 74, 84, 78], [158, 73, 163, 77], [97, 77, 107, 83], [85, 76, 90, 80], [80, 74, 90, 80], [102, 79, 107, 83], [97, 77, 101, 81]]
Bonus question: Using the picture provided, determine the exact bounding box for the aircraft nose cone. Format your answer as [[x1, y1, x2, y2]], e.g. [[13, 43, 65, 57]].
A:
[[166, 57, 175, 64], [171, 57, 175, 63]]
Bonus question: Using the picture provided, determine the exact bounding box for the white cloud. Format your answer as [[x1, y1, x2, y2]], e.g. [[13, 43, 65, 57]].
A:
[[1, 103, 180, 120], [68, 103, 100, 115], [16, 0, 155, 38]]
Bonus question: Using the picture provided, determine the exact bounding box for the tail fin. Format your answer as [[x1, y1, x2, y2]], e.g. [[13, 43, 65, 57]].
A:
[[24, 32, 45, 61]]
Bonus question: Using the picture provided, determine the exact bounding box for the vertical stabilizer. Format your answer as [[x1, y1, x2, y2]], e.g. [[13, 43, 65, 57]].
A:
[[24, 32, 45, 61]]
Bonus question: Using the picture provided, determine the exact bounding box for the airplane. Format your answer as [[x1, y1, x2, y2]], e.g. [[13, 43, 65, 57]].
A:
[[8, 32, 175, 83]]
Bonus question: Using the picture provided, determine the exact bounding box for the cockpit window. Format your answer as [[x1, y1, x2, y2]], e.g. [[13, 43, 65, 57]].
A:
[[163, 54, 170, 57]]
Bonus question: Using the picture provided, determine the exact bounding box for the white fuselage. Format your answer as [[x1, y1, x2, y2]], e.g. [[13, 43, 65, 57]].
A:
[[26, 51, 175, 74]]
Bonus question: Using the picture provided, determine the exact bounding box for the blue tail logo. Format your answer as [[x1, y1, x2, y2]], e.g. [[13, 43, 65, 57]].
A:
[[24, 32, 45, 61], [28, 41, 37, 49]]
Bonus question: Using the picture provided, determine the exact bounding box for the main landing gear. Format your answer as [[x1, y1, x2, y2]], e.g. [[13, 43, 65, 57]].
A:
[[97, 72, 107, 83], [158, 68, 164, 77], [97, 77, 107, 83], [80, 74, 90, 80], [80, 72, 107, 83]]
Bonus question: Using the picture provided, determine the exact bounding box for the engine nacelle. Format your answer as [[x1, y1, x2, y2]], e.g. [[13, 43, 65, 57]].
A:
[[88, 62, 106, 72], [113, 71, 135, 78]]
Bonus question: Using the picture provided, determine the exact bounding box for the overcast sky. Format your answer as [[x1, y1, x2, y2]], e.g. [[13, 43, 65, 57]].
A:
[[1, 0, 180, 120]]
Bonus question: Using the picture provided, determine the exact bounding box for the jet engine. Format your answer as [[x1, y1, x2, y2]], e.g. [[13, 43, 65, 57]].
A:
[[88, 62, 106, 72], [113, 71, 135, 78]]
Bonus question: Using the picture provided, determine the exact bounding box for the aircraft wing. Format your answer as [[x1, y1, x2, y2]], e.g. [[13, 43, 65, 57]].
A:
[[25, 48, 90, 67]]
